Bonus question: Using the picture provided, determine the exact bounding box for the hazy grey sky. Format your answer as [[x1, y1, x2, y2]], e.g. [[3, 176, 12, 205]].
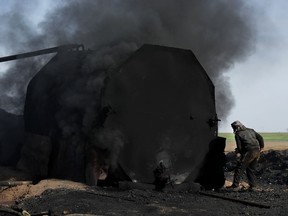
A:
[[0, 1, 287, 132], [220, 0, 288, 132]]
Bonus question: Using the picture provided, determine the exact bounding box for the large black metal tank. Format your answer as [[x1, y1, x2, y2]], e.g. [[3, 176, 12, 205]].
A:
[[22, 44, 219, 184], [103, 44, 218, 183]]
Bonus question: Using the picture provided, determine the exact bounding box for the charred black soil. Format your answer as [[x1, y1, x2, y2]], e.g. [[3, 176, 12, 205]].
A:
[[1, 150, 287, 216]]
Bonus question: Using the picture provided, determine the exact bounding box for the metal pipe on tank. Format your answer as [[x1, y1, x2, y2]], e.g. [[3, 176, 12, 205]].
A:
[[0, 44, 85, 63]]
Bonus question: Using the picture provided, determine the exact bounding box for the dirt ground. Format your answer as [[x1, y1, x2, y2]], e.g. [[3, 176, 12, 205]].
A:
[[0, 143, 287, 216]]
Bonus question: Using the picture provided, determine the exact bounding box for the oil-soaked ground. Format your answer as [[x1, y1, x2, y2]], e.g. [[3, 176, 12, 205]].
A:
[[0, 150, 287, 216]]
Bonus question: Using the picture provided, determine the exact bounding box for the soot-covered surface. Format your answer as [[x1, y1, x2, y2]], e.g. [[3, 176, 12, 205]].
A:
[[104, 45, 217, 183], [21, 44, 218, 184], [1, 150, 287, 216]]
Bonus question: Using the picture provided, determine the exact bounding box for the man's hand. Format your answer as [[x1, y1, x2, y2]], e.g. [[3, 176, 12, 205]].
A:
[[260, 148, 264, 152]]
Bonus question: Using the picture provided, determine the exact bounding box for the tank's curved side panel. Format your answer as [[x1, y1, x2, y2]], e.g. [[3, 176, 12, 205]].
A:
[[21, 51, 105, 182]]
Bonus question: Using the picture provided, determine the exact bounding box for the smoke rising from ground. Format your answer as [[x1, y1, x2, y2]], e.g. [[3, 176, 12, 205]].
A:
[[0, 0, 257, 119]]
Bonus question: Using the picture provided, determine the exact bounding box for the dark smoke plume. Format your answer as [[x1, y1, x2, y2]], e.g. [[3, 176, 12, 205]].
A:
[[0, 0, 257, 119]]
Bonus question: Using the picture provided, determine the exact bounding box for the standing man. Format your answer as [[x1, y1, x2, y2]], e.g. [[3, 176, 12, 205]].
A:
[[228, 121, 264, 190]]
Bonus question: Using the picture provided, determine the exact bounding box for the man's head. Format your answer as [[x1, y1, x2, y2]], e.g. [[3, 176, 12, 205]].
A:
[[231, 120, 245, 132]]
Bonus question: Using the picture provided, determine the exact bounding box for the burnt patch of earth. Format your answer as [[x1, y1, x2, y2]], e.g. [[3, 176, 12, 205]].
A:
[[226, 150, 288, 185], [0, 150, 287, 216]]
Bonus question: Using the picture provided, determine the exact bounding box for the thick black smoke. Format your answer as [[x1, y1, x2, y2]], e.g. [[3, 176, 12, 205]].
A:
[[0, 0, 257, 119]]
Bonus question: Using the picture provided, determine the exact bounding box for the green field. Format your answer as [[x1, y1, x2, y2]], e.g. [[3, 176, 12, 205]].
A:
[[219, 132, 288, 142]]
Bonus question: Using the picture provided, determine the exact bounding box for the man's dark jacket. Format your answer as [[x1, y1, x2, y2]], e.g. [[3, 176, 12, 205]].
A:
[[235, 128, 264, 154]]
